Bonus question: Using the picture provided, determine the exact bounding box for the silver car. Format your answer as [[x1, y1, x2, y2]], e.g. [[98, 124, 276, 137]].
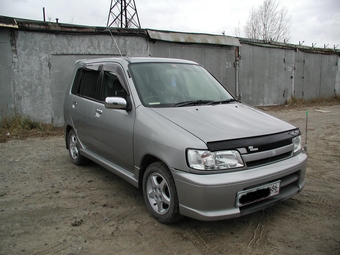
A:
[[64, 57, 307, 223]]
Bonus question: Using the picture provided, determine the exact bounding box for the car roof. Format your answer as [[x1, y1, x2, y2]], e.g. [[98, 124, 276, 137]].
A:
[[75, 57, 198, 66]]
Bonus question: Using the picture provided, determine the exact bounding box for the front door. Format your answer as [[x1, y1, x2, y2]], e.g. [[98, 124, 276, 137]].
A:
[[89, 64, 135, 172]]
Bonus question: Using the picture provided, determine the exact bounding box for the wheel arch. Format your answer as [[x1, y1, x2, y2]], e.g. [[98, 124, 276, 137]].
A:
[[138, 154, 170, 190], [140, 156, 183, 223], [64, 125, 73, 149]]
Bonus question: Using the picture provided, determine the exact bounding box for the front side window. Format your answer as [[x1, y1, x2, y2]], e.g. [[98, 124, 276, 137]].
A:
[[129, 63, 234, 107], [100, 71, 127, 101]]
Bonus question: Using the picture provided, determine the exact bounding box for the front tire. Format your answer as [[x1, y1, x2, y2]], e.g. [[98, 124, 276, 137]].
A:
[[143, 162, 183, 224], [68, 129, 88, 165]]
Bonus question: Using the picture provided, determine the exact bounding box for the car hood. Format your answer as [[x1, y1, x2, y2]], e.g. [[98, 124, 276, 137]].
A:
[[151, 103, 296, 142]]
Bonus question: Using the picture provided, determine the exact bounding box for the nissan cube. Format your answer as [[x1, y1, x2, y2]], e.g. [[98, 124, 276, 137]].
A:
[[63, 57, 307, 223]]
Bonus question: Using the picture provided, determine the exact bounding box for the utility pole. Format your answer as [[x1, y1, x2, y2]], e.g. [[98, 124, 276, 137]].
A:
[[106, 0, 141, 28]]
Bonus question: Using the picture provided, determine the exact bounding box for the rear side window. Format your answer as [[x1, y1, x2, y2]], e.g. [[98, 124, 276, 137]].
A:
[[72, 68, 101, 100]]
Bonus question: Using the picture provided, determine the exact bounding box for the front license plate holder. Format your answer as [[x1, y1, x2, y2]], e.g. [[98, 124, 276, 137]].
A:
[[236, 180, 281, 207]]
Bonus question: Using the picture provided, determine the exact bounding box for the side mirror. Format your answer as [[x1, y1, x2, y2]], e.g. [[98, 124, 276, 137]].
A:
[[105, 97, 127, 110]]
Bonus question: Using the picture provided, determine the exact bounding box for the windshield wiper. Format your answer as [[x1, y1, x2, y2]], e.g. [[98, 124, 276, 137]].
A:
[[174, 100, 214, 107], [211, 98, 238, 105]]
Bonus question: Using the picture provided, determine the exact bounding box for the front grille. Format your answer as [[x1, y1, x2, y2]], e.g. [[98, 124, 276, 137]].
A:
[[241, 143, 294, 168], [245, 151, 292, 168]]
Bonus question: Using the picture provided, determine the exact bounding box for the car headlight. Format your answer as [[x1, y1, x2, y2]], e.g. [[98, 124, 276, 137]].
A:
[[187, 149, 244, 170], [293, 135, 302, 154]]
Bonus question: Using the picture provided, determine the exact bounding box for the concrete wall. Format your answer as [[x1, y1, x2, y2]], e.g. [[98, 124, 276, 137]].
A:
[[239, 45, 289, 105], [150, 41, 237, 94], [0, 29, 149, 126], [239, 44, 339, 105], [0, 29, 15, 111], [294, 51, 338, 100], [0, 28, 339, 127]]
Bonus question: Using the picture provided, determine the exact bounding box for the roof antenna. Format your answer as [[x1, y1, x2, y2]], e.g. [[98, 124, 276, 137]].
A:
[[106, 27, 123, 57], [105, 0, 122, 56]]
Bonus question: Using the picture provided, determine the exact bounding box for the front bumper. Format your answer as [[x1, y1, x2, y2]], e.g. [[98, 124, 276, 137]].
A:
[[172, 152, 307, 221]]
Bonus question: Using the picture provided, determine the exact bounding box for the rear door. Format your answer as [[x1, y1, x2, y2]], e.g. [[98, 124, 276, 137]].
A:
[[70, 64, 102, 149]]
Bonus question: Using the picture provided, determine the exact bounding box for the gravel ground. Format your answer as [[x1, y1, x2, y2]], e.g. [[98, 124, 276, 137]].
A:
[[0, 105, 339, 255]]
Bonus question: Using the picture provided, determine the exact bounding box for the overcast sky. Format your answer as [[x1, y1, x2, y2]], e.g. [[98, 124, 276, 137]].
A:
[[1, 0, 339, 48]]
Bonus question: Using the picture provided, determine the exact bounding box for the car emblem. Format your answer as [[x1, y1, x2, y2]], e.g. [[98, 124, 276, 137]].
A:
[[272, 150, 276, 156], [248, 146, 259, 152]]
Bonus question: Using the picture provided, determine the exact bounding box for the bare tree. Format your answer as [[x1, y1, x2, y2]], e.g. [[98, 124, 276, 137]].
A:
[[234, 21, 242, 37], [243, 0, 291, 42]]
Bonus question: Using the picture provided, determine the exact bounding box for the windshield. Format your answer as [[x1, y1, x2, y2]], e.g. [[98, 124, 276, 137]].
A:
[[129, 63, 235, 107]]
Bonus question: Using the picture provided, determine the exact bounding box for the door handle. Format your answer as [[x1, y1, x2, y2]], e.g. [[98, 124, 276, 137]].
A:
[[72, 102, 77, 108], [94, 109, 103, 118]]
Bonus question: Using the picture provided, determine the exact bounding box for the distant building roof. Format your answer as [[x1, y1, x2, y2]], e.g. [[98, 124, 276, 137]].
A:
[[0, 15, 240, 47], [147, 29, 240, 47], [0, 16, 18, 28], [237, 37, 340, 55], [0, 15, 338, 54]]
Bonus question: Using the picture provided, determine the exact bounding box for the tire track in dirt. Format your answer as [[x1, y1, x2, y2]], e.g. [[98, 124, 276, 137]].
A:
[[296, 193, 340, 211], [181, 220, 220, 255], [242, 212, 279, 255]]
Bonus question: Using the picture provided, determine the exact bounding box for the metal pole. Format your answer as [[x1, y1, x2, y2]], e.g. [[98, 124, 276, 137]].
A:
[[120, 0, 123, 28], [235, 47, 240, 99], [124, 0, 128, 28], [133, 0, 141, 28], [106, 0, 113, 27], [43, 7, 46, 22], [304, 110, 308, 152]]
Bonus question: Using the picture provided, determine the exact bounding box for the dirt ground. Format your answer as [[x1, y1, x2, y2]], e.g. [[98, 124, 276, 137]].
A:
[[0, 104, 339, 255]]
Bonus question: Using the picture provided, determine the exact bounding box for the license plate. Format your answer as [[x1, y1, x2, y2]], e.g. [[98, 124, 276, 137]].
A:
[[236, 180, 281, 207]]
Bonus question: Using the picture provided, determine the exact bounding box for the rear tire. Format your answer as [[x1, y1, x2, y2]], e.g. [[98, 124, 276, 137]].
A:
[[68, 129, 88, 165], [143, 162, 183, 224]]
